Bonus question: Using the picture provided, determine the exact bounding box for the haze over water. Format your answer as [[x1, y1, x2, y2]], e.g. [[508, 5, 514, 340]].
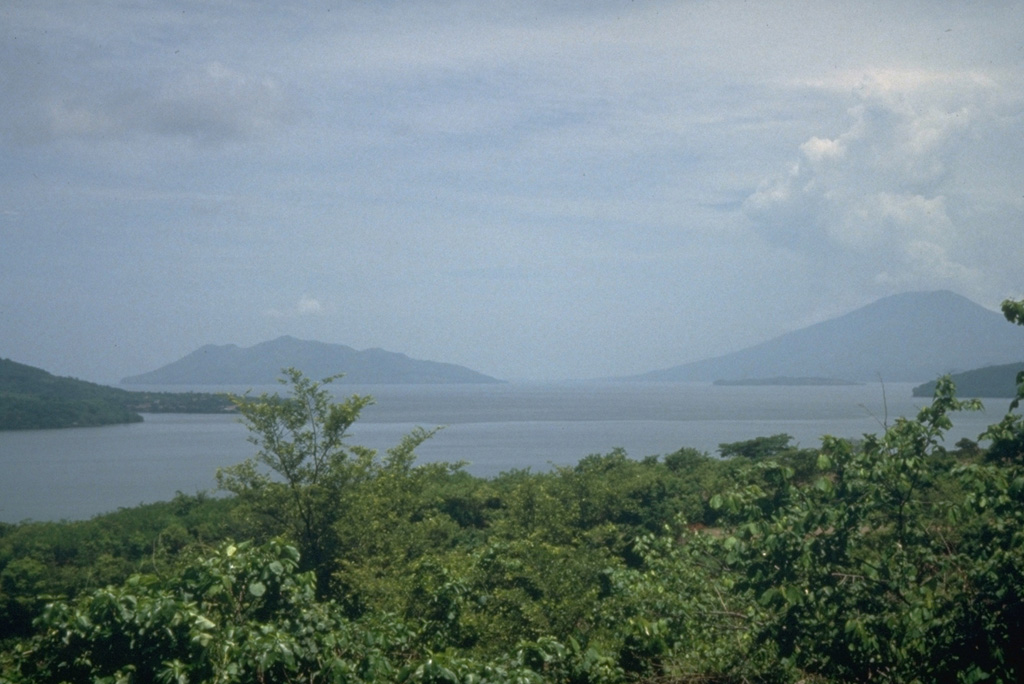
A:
[[1, 382, 1009, 523]]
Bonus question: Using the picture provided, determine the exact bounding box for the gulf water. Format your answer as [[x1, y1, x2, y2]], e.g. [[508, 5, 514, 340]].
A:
[[0, 382, 1010, 523]]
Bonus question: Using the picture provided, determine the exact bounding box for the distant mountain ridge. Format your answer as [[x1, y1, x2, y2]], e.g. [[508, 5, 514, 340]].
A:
[[122, 336, 503, 385], [628, 291, 1023, 383]]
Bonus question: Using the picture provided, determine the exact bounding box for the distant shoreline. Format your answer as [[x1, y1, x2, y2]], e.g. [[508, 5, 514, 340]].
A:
[[713, 376, 862, 387]]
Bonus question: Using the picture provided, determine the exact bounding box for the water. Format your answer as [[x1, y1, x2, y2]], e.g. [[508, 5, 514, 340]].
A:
[[0, 382, 1011, 523]]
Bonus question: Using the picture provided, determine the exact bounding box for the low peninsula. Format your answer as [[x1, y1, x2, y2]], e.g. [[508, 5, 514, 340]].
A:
[[0, 358, 234, 430]]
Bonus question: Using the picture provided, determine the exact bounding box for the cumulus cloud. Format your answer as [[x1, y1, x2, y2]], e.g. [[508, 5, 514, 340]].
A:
[[743, 71, 1004, 291]]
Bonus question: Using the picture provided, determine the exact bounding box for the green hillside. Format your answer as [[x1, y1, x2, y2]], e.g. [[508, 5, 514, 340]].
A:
[[0, 358, 234, 430], [913, 361, 1024, 398]]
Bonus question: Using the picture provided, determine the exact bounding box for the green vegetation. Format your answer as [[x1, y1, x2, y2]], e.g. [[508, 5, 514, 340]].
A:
[[0, 358, 235, 430], [1, 300, 1023, 682]]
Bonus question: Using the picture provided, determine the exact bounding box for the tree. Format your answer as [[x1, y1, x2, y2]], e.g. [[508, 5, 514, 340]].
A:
[[982, 298, 1024, 465], [3, 540, 418, 684], [707, 376, 1024, 681], [718, 433, 794, 460], [217, 368, 437, 593]]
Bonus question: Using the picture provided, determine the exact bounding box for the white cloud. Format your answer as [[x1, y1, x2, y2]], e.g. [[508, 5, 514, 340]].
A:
[[743, 69, 1012, 295], [800, 136, 845, 163], [297, 295, 323, 315], [265, 296, 324, 319]]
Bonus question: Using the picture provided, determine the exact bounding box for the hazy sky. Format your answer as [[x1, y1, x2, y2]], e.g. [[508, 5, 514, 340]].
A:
[[2, 1, 1022, 383]]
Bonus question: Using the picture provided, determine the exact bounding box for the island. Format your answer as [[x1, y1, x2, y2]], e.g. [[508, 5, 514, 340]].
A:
[[121, 336, 503, 385]]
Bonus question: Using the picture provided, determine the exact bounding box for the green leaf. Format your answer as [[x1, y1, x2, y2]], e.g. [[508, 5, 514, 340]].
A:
[[194, 615, 215, 630]]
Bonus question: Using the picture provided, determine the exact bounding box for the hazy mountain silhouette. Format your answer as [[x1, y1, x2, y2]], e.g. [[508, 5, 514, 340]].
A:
[[122, 336, 503, 385], [627, 291, 1023, 383]]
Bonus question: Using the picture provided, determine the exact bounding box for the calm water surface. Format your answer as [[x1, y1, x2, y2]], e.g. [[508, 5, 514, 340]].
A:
[[0, 382, 1009, 522]]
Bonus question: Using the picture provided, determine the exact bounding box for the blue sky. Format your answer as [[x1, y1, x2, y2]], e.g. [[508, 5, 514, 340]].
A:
[[2, 1, 1022, 383]]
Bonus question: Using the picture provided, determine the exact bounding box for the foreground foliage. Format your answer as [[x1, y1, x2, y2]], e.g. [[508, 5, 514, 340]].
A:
[[3, 299, 1023, 682]]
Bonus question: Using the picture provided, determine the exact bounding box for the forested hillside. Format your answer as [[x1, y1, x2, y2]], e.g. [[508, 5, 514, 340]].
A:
[[913, 361, 1024, 398], [0, 358, 234, 430], [1, 300, 1023, 682]]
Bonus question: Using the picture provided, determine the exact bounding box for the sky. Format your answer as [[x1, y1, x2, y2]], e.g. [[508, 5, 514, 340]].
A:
[[2, 1, 1023, 384]]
